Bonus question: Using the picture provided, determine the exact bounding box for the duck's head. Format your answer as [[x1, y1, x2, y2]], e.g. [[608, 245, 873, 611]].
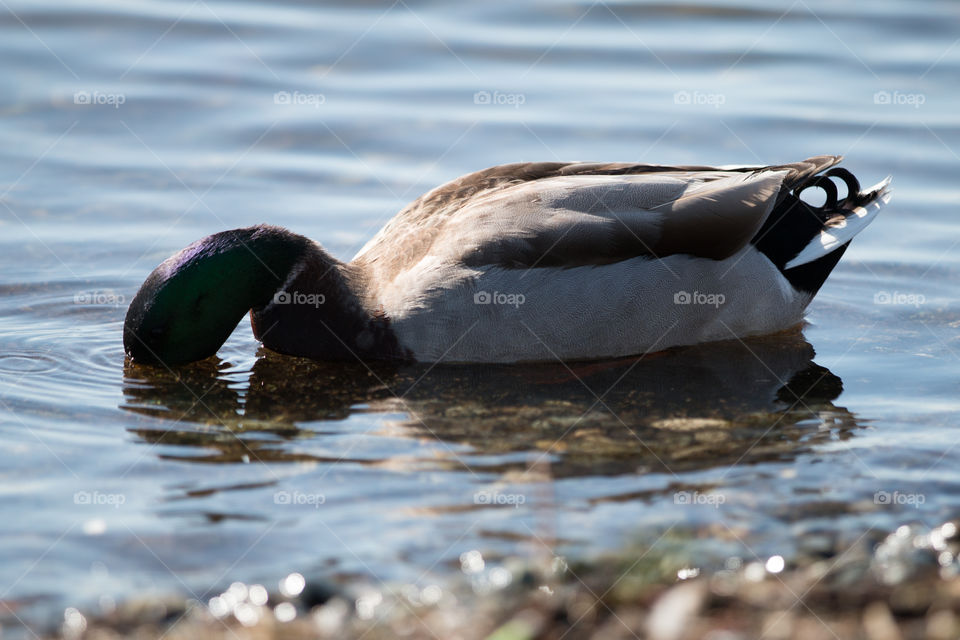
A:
[[123, 225, 312, 367]]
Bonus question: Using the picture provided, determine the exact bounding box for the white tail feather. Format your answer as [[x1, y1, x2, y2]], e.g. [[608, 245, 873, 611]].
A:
[[784, 177, 891, 270]]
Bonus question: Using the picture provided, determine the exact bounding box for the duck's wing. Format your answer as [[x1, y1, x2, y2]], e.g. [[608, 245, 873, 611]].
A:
[[353, 156, 841, 278]]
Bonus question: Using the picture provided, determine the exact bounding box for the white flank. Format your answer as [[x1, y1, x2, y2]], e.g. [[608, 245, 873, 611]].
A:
[[384, 247, 812, 363]]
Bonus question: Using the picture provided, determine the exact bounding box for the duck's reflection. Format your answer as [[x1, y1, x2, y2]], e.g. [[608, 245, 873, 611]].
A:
[[121, 329, 858, 476]]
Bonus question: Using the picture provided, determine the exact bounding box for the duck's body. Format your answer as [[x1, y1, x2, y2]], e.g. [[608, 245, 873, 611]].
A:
[[124, 155, 890, 366]]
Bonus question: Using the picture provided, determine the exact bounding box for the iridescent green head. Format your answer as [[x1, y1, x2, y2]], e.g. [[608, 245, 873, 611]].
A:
[[123, 225, 311, 366]]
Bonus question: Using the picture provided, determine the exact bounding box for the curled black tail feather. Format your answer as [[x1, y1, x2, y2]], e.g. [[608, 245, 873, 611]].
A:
[[752, 163, 882, 295]]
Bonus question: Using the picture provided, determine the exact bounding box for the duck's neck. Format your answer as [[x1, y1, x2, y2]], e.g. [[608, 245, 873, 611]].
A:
[[250, 245, 407, 362]]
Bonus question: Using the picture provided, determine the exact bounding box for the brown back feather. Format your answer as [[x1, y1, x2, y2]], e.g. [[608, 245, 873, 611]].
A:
[[352, 156, 842, 283]]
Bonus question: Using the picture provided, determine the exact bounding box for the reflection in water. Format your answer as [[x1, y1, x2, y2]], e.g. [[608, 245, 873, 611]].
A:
[[121, 329, 858, 477]]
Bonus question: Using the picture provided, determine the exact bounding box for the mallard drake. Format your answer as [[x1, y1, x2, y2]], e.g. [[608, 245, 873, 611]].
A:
[[124, 155, 890, 366]]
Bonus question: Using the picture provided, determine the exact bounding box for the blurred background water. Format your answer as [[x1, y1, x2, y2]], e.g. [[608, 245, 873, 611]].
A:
[[1, 0, 958, 633]]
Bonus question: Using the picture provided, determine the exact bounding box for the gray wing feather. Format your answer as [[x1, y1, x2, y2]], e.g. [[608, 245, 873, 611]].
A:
[[353, 156, 840, 280]]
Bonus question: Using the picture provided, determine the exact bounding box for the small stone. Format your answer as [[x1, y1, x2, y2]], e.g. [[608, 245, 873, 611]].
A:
[[646, 580, 707, 640], [862, 601, 902, 640], [650, 417, 730, 431], [761, 610, 794, 640], [926, 609, 957, 640]]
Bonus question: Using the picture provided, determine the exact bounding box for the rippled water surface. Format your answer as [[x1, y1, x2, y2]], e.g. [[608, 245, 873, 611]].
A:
[[1, 0, 959, 632]]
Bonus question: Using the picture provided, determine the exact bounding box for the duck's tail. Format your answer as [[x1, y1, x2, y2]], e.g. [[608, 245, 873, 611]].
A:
[[750, 157, 892, 295]]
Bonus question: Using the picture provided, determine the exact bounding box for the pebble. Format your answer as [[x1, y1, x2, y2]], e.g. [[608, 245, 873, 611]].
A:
[[862, 601, 902, 640], [646, 580, 707, 640]]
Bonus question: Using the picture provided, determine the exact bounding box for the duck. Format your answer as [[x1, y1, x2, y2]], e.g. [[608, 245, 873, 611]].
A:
[[123, 155, 891, 367]]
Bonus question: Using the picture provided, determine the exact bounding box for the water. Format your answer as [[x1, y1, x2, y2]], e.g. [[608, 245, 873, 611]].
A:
[[1, 0, 958, 632]]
